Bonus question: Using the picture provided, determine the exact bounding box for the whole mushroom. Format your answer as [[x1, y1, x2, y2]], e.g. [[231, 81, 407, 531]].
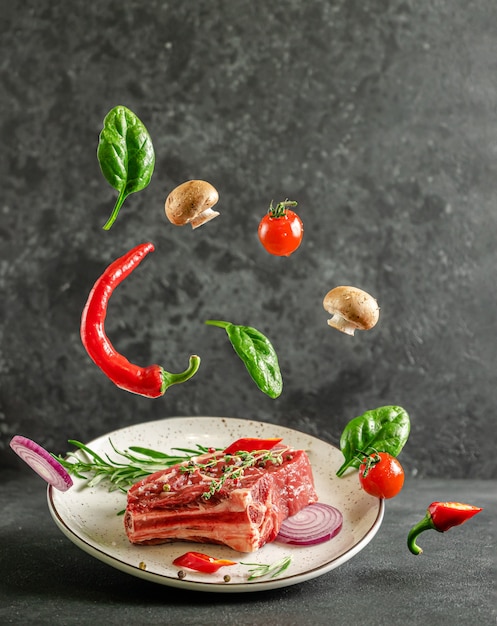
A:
[[165, 180, 219, 228], [323, 286, 379, 336]]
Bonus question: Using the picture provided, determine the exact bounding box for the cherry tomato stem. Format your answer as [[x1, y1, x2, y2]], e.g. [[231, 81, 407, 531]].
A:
[[268, 199, 298, 218]]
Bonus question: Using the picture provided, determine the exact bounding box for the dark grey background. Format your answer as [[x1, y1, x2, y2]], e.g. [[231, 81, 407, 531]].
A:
[[1, 0, 496, 478]]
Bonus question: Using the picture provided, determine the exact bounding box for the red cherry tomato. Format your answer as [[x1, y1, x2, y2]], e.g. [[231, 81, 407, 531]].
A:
[[258, 199, 303, 257], [359, 451, 405, 499]]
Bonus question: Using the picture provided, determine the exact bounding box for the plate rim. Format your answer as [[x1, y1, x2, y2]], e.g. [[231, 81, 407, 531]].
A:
[[47, 416, 385, 593]]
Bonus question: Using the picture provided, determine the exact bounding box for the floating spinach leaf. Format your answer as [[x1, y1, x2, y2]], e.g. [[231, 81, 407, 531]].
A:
[[336, 405, 410, 477], [205, 320, 283, 399], [97, 105, 155, 230]]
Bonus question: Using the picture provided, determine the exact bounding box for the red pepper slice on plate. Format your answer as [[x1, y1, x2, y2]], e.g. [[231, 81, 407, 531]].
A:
[[223, 437, 283, 455], [407, 501, 483, 555], [173, 551, 237, 574], [80, 242, 200, 398]]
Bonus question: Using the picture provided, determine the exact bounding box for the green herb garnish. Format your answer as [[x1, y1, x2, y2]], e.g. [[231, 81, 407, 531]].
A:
[[53, 439, 213, 491], [240, 555, 293, 580], [181, 447, 289, 499]]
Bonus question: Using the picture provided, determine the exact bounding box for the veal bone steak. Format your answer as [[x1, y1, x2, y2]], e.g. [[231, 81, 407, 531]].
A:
[[124, 446, 318, 553]]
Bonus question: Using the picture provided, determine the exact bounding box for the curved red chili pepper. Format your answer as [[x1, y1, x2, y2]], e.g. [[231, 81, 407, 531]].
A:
[[407, 501, 482, 555], [80, 242, 200, 398]]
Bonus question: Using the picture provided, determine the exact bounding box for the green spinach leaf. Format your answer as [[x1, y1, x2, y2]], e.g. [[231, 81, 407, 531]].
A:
[[97, 105, 155, 230], [205, 320, 283, 398], [336, 405, 410, 477]]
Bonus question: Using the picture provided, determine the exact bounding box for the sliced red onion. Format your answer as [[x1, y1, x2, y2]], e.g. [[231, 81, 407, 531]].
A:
[[276, 503, 343, 546], [10, 435, 73, 492]]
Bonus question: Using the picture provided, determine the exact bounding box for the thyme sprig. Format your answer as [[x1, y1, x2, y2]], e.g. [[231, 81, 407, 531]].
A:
[[181, 447, 290, 499], [240, 555, 293, 580], [52, 439, 214, 492]]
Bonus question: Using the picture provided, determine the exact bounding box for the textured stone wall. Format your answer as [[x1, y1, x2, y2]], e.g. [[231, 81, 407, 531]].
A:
[[1, 1, 496, 477]]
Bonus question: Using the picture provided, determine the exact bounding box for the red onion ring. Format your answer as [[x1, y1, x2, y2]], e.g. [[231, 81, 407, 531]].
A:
[[10, 435, 73, 492], [276, 503, 343, 546]]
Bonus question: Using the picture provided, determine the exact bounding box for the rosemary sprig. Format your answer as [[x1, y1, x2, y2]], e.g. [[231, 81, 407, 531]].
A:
[[181, 447, 289, 499], [52, 439, 214, 492], [240, 555, 293, 581]]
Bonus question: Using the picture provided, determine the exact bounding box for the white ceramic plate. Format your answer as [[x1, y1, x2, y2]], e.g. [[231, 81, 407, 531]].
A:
[[48, 416, 384, 593]]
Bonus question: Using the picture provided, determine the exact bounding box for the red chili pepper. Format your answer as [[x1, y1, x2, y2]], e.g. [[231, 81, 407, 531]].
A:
[[407, 501, 483, 555], [80, 242, 201, 398], [172, 551, 237, 574], [223, 437, 283, 455]]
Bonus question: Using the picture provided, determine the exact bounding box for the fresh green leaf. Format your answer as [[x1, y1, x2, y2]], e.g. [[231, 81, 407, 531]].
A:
[[97, 105, 155, 230], [205, 320, 283, 398], [336, 405, 410, 477]]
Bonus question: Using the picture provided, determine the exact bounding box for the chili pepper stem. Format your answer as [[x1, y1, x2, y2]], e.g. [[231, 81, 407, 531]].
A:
[[407, 515, 436, 555], [160, 355, 201, 394], [103, 188, 127, 230]]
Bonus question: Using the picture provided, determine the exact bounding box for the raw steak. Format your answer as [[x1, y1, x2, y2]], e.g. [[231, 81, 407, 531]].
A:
[[124, 445, 318, 553]]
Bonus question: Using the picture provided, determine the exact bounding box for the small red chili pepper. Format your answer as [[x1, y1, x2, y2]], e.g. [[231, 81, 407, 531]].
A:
[[407, 501, 483, 555], [80, 242, 201, 398], [172, 551, 237, 574], [223, 437, 283, 455]]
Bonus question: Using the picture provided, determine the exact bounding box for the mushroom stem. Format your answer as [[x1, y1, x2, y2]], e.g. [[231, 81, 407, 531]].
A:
[[327, 313, 358, 336], [191, 207, 220, 229]]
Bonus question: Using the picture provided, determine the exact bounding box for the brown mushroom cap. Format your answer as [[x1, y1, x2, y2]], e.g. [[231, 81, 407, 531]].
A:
[[323, 286, 380, 335], [165, 180, 219, 228]]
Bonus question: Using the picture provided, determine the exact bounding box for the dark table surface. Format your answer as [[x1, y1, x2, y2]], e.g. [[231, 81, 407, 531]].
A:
[[1, 470, 495, 625]]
